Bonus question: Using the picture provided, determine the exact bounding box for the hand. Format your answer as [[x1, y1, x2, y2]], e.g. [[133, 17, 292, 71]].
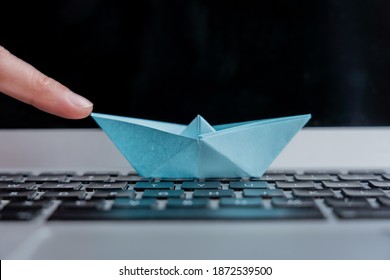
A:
[[0, 45, 93, 119]]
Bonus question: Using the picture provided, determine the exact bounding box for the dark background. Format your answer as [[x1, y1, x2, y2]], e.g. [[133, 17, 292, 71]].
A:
[[1, 0, 390, 128]]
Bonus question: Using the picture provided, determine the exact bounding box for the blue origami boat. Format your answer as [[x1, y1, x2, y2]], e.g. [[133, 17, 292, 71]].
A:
[[91, 113, 311, 178]]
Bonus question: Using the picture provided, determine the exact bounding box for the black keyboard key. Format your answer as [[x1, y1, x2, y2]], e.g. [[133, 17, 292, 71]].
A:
[[377, 197, 390, 207], [205, 178, 241, 182], [348, 170, 385, 175], [275, 181, 317, 189], [42, 191, 86, 200], [193, 189, 235, 198], [219, 198, 263, 207], [25, 175, 67, 182], [335, 208, 390, 219], [134, 182, 174, 190], [85, 182, 128, 191], [257, 175, 289, 181], [0, 183, 36, 191], [322, 181, 364, 188], [181, 182, 221, 190], [294, 174, 335, 181], [0, 175, 24, 182], [368, 181, 390, 189], [325, 198, 371, 208], [91, 190, 135, 199], [160, 178, 195, 182], [0, 191, 37, 200], [304, 170, 340, 175], [166, 199, 209, 209], [341, 189, 386, 198], [143, 190, 185, 198], [112, 198, 156, 209], [243, 189, 284, 198], [49, 208, 323, 220], [292, 189, 335, 198], [37, 182, 82, 191], [271, 198, 315, 208], [111, 176, 150, 182], [59, 200, 105, 210], [338, 174, 380, 181], [228, 181, 268, 190], [69, 175, 110, 182]]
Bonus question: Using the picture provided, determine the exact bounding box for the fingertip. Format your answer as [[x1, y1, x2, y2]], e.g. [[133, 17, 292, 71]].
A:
[[66, 91, 94, 119], [61, 101, 94, 119], [67, 91, 94, 109], [77, 105, 94, 119], [31, 91, 94, 119]]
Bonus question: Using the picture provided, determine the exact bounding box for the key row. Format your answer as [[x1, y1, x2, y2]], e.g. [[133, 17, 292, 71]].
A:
[[2, 197, 389, 211], [2, 172, 390, 183], [2, 181, 390, 192], [1, 188, 389, 201], [3, 196, 390, 221]]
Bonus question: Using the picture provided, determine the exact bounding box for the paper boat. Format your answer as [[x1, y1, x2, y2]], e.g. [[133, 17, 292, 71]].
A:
[[91, 113, 311, 178]]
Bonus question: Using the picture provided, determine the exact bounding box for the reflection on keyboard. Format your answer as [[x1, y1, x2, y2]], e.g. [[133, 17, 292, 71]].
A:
[[1, 170, 390, 221]]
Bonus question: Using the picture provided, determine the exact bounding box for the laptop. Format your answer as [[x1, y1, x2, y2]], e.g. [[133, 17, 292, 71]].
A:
[[1, 127, 390, 260], [1, 1, 390, 259]]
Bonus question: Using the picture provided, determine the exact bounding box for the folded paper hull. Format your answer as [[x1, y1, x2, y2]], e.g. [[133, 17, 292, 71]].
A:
[[91, 113, 311, 178]]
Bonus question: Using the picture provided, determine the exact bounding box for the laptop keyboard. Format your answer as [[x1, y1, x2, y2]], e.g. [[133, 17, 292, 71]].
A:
[[1, 170, 390, 221]]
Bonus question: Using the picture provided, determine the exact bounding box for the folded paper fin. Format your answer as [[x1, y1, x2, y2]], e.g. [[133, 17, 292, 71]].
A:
[[91, 113, 311, 178]]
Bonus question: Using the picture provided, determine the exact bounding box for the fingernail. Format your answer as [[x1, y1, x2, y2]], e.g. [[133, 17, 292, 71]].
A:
[[67, 91, 93, 108]]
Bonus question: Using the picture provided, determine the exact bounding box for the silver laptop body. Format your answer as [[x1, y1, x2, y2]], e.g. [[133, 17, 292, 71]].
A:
[[1, 127, 390, 259]]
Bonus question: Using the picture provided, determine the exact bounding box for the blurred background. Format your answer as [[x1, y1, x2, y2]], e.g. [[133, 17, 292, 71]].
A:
[[1, 0, 390, 128]]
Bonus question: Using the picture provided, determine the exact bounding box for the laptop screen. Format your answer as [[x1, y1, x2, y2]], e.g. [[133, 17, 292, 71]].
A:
[[1, 1, 389, 128]]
